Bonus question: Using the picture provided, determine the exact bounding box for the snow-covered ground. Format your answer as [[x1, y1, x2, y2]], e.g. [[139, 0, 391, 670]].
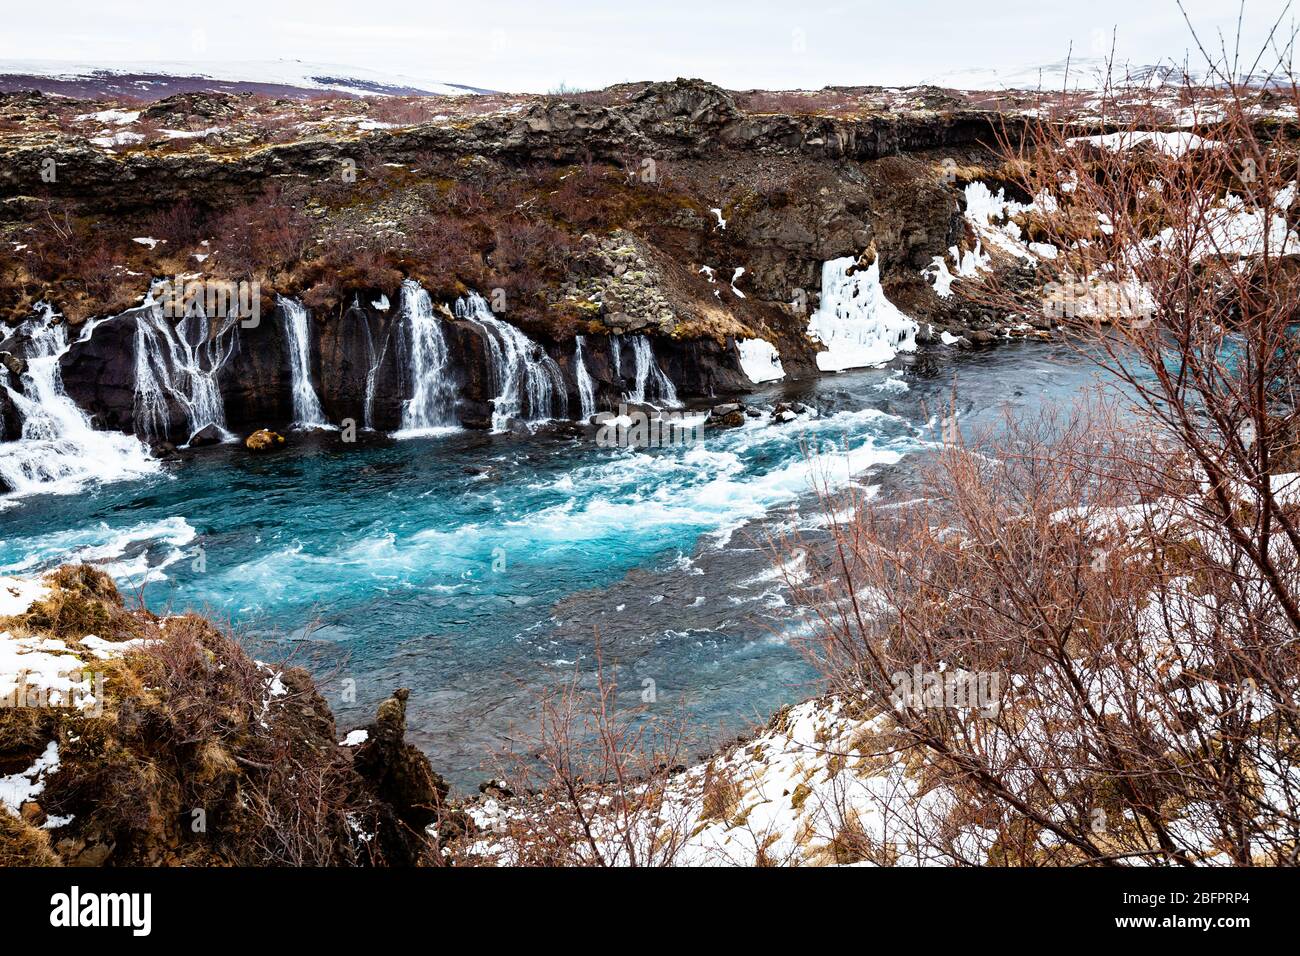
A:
[[0, 58, 491, 97]]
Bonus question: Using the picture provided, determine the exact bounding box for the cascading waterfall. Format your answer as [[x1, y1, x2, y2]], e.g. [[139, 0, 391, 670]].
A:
[[358, 301, 391, 432], [455, 291, 568, 432], [626, 335, 680, 407], [574, 335, 597, 420], [279, 297, 328, 428], [396, 280, 457, 435], [0, 306, 157, 497], [134, 295, 239, 444]]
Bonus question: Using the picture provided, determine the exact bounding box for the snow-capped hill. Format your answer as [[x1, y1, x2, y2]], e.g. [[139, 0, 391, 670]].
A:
[[928, 56, 1190, 91], [928, 56, 1286, 92], [0, 58, 494, 99]]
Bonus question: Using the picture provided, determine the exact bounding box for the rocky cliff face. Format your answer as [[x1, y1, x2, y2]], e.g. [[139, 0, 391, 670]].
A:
[[0, 79, 1028, 443]]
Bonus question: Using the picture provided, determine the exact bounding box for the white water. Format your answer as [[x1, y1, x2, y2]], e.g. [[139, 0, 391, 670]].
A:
[[807, 256, 917, 372], [574, 335, 597, 420], [279, 298, 328, 428], [0, 306, 157, 498], [134, 298, 238, 444], [626, 335, 679, 407], [396, 280, 457, 436], [455, 291, 568, 432]]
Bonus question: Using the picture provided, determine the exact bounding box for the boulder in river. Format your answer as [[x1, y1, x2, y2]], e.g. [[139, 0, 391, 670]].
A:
[[188, 424, 225, 447], [245, 429, 286, 453]]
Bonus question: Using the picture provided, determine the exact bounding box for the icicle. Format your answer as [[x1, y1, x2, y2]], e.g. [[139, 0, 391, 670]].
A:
[[807, 256, 917, 372]]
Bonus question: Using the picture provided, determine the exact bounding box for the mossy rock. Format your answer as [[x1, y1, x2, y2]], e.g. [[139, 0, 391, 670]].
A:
[[245, 429, 286, 453]]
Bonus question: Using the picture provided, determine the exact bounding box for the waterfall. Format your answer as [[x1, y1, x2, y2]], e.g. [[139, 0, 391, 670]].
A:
[[396, 280, 457, 435], [279, 297, 328, 428], [358, 301, 391, 432], [574, 335, 596, 420], [806, 256, 917, 372], [134, 299, 238, 444], [455, 291, 568, 432], [626, 335, 679, 407], [0, 306, 157, 498]]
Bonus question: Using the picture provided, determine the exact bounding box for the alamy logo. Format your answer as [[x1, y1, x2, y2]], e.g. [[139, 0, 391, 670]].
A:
[[2, 670, 104, 717], [890, 665, 1001, 718], [594, 404, 703, 448], [49, 886, 151, 936]]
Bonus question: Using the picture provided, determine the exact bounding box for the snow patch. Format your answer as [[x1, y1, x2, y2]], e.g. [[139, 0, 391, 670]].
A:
[[737, 338, 785, 383]]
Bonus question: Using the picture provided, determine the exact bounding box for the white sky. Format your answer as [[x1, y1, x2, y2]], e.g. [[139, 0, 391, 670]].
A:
[[0, 0, 1294, 92]]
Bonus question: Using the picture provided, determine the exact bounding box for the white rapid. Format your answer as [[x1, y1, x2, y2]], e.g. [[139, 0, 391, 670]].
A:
[[807, 256, 917, 372], [626, 334, 679, 407], [455, 291, 567, 432], [574, 335, 597, 420], [279, 297, 328, 428], [134, 294, 239, 445], [396, 280, 457, 435], [0, 306, 158, 498]]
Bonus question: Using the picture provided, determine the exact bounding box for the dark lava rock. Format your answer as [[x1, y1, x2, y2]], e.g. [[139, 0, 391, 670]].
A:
[[187, 424, 224, 447], [352, 688, 457, 864], [149, 441, 180, 461]]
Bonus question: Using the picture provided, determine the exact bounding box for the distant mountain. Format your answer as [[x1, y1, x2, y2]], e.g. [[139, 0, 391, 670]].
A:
[[0, 58, 494, 99], [926, 56, 1189, 91], [926, 55, 1287, 92]]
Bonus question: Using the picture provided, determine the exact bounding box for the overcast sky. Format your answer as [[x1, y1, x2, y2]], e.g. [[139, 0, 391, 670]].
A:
[[1, 0, 1294, 92]]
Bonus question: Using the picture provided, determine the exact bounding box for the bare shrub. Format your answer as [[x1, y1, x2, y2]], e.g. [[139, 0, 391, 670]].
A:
[[455, 638, 695, 866], [782, 31, 1300, 866], [208, 185, 313, 278]]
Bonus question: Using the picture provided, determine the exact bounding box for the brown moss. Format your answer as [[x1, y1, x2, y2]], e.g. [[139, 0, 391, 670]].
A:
[[0, 810, 60, 866], [20, 564, 136, 640]]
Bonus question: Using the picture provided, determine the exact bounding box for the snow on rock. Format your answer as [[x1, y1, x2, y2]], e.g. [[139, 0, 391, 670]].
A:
[[1, 628, 101, 712], [729, 267, 746, 299], [962, 182, 1039, 263], [0, 576, 49, 618], [89, 131, 144, 148], [0, 741, 60, 817], [464, 695, 983, 866], [74, 109, 139, 126], [1165, 188, 1300, 261], [78, 635, 154, 659], [1067, 130, 1219, 157], [254, 661, 289, 730], [807, 256, 917, 372], [736, 338, 785, 383], [923, 181, 1039, 296]]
